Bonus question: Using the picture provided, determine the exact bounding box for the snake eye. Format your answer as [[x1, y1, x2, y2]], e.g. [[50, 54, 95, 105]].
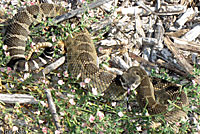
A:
[[135, 71, 140, 75], [120, 77, 126, 83]]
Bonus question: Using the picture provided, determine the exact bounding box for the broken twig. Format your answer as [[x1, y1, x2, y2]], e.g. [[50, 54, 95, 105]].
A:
[[45, 89, 61, 131]]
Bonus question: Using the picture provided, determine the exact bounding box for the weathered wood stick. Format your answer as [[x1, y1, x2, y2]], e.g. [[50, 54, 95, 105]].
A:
[[171, 37, 200, 54], [129, 52, 156, 67], [45, 89, 61, 131], [129, 52, 189, 77], [111, 56, 129, 70], [165, 29, 189, 37], [136, 1, 186, 16], [156, 59, 188, 77], [42, 56, 65, 75], [164, 36, 200, 84], [175, 8, 197, 28], [53, 0, 113, 24], [101, 64, 123, 75], [182, 25, 200, 41], [0, 94, 38, 104]]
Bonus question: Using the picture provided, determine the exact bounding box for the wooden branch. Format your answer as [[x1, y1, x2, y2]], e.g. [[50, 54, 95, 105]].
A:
[[164, 36, 200, 84], [182, 25, 200, 41], [165, 29, 189, 38], [53, 0, 113, 24], [156, 59, 188, 77], [91, 18, 112, 33], [0, 94, 38, 104], [170, 37, 200, 54], [45, 89, 61, 131], [42, 56, 65, 75], [129, 52, 190, 78], [154, 20, 164, 44], [24, 56, 65, 80], [129, 52, 156, 67], [111, 56, 129, 70], [175, 8, 197, 27]]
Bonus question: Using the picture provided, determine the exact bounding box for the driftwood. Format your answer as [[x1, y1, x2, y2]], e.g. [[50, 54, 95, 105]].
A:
[[111, 56, 129, 70], [171, 37, 200, 54], [165, 29, 189, 37], [53, 0, 113, 24], [0, 94, 38, 104], [42, 56, 66, 75], [164, 36, 200, 85], [45, 89, 61, 131], [129, 52, 190, 77], [182, 25, 200, 42], [175, 8, 197, 28]]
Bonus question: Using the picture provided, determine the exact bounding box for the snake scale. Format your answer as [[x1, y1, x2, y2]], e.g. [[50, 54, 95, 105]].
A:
[[4, 3, 68, 72], [3, 3, 188, 124]]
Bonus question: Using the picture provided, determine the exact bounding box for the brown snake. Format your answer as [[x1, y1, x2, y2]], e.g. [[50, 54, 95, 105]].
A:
[[64, 30, 188, 123], [3, 3, 188, 124], [122, 67, 188, 123]]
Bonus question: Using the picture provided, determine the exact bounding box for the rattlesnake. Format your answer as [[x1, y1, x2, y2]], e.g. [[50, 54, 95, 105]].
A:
[[3, 3, 68, 72], [3, 3, 188, 124], [65, 30, 188, 123], [122, 67, 188, 123]]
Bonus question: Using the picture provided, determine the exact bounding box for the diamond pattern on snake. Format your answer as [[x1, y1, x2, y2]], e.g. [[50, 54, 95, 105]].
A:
[[3, 3, 188, 125]]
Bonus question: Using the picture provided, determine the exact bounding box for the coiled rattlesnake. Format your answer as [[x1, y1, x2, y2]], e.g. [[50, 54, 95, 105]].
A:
[[64, 30, 188, 123], [4, 3, 68, 71], [3, 3, 188, 124]]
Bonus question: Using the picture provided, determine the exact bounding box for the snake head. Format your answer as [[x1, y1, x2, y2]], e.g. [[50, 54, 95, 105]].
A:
[[120, 66, 143, 90]]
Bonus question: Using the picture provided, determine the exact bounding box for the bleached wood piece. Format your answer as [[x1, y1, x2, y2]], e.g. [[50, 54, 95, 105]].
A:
[[43, 56, 65, 75], [175, 8, 197, 27], [172, 37, 200, 53], [135, 12, 145, 37], [91, 18, 112, 33], [137, 1, 186, 15], [142, 37, 158, 46], [100, 39, 118, 46], [45, 89, 61, 131], [117, 3, 186, 16], [164, 36, 200, 85], [53, 0, 113, 23], [0, 94, 38, 104], [182, 25, 200, 41], [137, 1, 154, 14], [165, 29, 189, 37], [123, 52, 133, 67], [154, 20, 164, 44], [129, 52, 156, 67], [116, 6, 144, 15], [156, 0, 161, 11], [111, 56, 129, 70]]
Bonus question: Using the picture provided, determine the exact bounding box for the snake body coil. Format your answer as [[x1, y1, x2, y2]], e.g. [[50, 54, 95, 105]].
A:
[[4, 3, 188, 124], [4, 3, 67, 71]]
